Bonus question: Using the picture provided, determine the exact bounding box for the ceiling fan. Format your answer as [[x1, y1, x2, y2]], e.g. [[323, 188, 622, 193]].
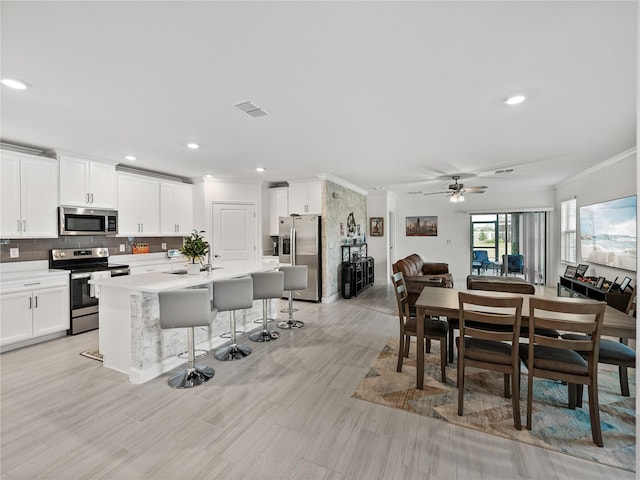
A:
[[423, 175, 487, 203]]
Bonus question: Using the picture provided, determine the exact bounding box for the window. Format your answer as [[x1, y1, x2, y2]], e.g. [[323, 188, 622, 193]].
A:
[[561, 198, 577, 263]]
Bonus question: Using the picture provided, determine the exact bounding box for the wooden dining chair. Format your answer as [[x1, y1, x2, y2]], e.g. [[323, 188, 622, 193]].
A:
[[391, 272, 449, 383], [562, 287, 636, 397], [457, 291, 523, 430], [520, 297, 606, 447]]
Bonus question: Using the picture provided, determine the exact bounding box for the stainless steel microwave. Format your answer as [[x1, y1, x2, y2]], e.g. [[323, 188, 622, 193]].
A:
[[59, 207, 118, 236]]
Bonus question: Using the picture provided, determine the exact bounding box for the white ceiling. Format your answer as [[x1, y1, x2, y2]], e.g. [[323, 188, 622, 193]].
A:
[[1, 1, 636, 196]]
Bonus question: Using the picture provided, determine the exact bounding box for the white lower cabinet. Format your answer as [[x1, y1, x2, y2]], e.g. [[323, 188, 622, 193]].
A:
[[0, 285, 69, 347]]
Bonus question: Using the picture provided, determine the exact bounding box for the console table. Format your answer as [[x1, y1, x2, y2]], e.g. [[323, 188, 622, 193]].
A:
[[557, 275, 631, 312], [341, 244, 374, 298]]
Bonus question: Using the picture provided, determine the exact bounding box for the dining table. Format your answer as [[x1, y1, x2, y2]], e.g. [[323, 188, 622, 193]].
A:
[[413, 286, 636, 390]]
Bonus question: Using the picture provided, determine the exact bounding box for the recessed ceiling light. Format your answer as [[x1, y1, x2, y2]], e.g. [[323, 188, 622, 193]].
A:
[[255, 167, 265, 173], [124, 155, 137, 161], [204, 174, 214, 179], [1, 77, 31, 90], [504, 95, 526, 105], [187, 143, 200, 149]]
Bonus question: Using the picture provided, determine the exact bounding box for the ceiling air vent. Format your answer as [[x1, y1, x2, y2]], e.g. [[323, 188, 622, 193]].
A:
[[494, 168, 514, 175], [235, 100, 268, 118]]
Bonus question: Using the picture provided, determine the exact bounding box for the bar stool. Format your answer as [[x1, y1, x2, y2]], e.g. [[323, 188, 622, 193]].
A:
[[158, 285, 215, 388], [249, 271, 284, 342], [213, 277, 254, 361], [278, 265, 308, 329]]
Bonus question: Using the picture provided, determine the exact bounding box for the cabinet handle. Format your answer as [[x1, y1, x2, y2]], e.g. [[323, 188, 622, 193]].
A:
[[86, 193, 90, 203], [17, 220, 21, 232], [22, 220, 26, 232], [140, 223, 143, 233], [90, 193, 94, 203], [34, 296, 38, 308], [28, 297, 32, 309]]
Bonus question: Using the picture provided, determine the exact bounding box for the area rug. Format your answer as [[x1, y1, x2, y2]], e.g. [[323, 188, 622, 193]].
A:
[[79, 348, 103, 362], [352, 337, 635, 472]]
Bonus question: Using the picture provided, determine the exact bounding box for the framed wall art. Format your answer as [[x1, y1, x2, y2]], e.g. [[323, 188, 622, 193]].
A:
[[369, 217, 384, 237], [406, 216, 437, 237]]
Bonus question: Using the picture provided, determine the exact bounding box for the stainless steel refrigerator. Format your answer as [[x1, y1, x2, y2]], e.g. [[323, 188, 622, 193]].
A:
[[278, 215, 321, 302]]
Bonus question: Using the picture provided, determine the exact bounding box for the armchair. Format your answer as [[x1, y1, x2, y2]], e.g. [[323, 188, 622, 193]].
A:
[[472, 250, 495, 274], [503, 254, 524, 275]]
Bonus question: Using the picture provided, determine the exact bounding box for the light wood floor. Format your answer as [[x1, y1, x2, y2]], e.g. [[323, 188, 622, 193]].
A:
[[1, 284, 635, 480]]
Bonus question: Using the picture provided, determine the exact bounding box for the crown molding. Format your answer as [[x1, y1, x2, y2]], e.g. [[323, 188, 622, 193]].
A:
[[554, 147, 636, 187], [317, 173, 368, 196]]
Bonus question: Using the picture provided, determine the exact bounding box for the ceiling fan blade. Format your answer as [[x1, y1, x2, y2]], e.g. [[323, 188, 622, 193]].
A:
[[423, 191, 449, 196], [463, 186, 487, 193]]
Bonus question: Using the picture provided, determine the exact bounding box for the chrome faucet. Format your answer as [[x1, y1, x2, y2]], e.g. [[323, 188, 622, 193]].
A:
[[204, 248, 213, 273]]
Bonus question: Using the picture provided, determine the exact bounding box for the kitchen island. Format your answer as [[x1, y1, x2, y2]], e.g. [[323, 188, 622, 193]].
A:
[[90, 261, 282, 383]]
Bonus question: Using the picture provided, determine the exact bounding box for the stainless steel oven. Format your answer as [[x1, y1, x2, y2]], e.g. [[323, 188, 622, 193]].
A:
[[50, 248, 129, 335]]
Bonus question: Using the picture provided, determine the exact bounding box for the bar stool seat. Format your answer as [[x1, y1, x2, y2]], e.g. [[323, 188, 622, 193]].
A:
[[158, 285, 215, 388], [250, 271, 284, 342], [213, 277, 254, 361], [278, 265, 308, 329]]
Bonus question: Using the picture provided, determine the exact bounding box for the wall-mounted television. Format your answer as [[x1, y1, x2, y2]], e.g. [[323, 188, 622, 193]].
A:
[[579, 195, 636, 271]]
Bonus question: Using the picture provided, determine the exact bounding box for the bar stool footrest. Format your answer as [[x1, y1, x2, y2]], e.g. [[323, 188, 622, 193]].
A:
[[253, 317, 277, 324], [177, 349, 208, 360], [220, 331, 245, 339]]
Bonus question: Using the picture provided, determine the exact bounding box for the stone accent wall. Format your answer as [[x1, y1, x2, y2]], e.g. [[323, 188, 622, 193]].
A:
[[323, 180, 367, 300]]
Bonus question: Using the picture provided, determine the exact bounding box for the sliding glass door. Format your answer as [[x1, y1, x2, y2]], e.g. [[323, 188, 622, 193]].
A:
[[470, 211, 547, 284]]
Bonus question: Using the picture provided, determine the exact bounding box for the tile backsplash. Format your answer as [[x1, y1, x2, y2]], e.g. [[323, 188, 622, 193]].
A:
[[0, 236, 184, 263]]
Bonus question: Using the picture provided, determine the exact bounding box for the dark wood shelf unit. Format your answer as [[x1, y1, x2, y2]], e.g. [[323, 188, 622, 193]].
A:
[[341, 244, 374, 298], [557, 275, 631, 313]]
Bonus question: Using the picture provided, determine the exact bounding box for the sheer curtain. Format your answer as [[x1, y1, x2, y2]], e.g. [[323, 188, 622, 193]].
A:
[[521, 211, 547, 285]]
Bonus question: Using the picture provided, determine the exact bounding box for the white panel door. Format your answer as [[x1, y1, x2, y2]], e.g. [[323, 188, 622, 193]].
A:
[[212, 203, 256, 265]]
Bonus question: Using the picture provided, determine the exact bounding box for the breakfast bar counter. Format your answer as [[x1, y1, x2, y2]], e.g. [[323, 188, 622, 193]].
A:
[[91, 261, 282, 383]]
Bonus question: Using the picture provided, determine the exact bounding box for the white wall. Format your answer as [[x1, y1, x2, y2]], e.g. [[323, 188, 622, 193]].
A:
[[392, 187, 555, 286], [553, 150, 636, 285]]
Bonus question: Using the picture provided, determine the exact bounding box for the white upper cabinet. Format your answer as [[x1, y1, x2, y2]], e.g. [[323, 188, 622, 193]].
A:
[[117, 174, 160, 236], [58, 154, 117, 208], [288, 179, 321, 215], [160, 182, 193, 236], [269, 187, 289, 236], [0, 151, 58, 238]]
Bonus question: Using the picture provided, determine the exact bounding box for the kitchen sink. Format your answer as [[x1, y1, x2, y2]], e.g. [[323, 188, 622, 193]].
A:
[[169, 267, 223, 275]]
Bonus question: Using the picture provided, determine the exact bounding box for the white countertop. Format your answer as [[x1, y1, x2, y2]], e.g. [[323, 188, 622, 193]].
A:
[[0, 267, 69, 293], [90, 260, 283, 292]]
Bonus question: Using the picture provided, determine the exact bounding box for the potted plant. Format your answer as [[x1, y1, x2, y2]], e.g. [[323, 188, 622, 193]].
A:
[[180, 230, 210, 274]]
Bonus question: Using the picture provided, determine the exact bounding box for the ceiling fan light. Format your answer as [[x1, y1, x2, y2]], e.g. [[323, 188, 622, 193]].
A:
[[504, 95, 526, 105]]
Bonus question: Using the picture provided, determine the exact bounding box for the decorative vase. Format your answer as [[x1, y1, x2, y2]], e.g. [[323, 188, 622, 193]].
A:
[[187, 263, 201, 275]]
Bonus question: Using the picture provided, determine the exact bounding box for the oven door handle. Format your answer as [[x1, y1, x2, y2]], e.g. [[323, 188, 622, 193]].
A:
[[71, 272, 92, 280]]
